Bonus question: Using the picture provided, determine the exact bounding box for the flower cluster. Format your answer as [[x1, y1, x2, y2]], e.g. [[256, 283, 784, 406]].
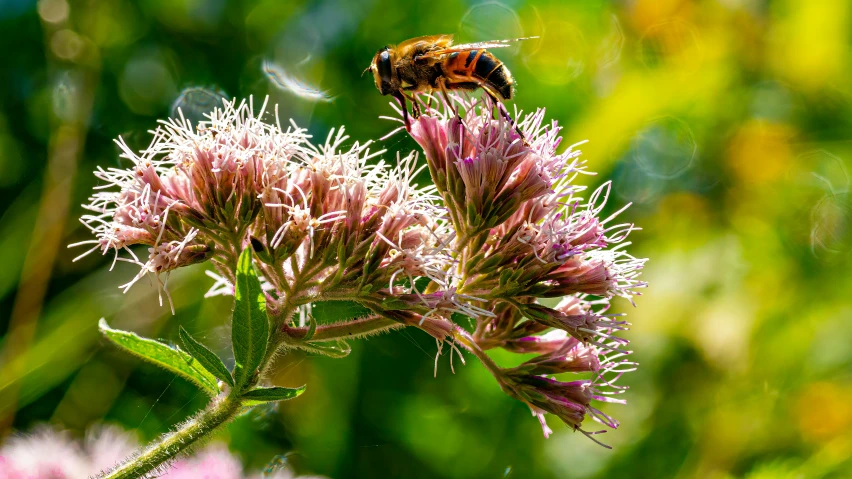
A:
[[0, 425, 324, 478], [406, 95, 645, 444], [73, 98, 453, 329], [75, 94, 646, 445]]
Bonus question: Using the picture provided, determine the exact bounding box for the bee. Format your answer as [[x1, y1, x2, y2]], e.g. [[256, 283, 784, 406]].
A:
[[365, 34, 537, 136]]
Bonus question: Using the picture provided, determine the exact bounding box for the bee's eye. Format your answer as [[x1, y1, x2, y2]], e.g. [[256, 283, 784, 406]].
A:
[[376, 49, 393, 95]]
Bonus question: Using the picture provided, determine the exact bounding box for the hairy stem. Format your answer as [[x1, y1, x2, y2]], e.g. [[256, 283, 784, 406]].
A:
[[257, 303, 298, 379], [452, 327, 522, 405], [285, 315, 402, 341], [100, 394, 242, 479], [451, 327, 503, 380]]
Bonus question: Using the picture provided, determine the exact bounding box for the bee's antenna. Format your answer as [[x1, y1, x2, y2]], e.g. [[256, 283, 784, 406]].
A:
[[361, 66, 372, 77]]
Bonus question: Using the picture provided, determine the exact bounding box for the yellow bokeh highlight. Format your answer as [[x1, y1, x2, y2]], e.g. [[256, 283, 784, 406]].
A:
[[630, 0, 693, 31], [769, 1, 850, 90], [796, 382, 852, 443], [726, 120, 795, 185]]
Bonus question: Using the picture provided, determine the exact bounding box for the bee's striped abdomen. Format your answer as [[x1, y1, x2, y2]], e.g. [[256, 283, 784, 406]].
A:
[[473, 51, 514, 100], [442, 49, 515, 100]]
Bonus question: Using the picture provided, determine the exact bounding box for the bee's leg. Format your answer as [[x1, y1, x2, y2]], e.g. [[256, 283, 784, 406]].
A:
[[402, 91, 421, 118], [499, 98, 530, 147], [392, 90, 412, 131], [482, 88, 530, 147], [436, 78, 460, 118], [412, 99, 422, 118]]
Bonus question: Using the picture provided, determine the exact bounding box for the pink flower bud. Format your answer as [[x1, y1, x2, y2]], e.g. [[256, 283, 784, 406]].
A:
[[519, 303, 599, 342], [503, 330, 570, 354], [508, 337, 601, 375]]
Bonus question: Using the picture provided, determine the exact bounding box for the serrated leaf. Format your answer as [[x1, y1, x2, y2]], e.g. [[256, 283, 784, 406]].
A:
[[179, 326, 234, 388], [99, 319, 218, 396], [242, 385, 306, 404], [232, 248, 269, 390]]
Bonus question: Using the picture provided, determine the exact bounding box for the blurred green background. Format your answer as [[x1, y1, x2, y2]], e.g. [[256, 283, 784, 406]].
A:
[[1, 0, 851, 477]]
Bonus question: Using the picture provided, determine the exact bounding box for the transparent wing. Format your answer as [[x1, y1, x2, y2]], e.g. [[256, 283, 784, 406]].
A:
[[397, 34, 454, 52], [414, 36, 539, 60]]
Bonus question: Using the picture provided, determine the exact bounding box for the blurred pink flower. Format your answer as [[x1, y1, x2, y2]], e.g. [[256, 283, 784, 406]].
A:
[[0, 425, 324, 479]]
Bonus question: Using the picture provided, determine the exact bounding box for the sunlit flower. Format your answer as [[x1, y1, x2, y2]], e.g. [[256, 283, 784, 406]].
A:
[[72, 92, 647, 447], [402, 94, 647, 444], [409, 96, 645, 304], [72, 97, 452, 320]]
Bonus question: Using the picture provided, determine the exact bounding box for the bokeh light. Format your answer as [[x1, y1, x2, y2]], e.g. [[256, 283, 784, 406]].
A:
[[458, 2, 525, 51], [170, 86, 230, 125]]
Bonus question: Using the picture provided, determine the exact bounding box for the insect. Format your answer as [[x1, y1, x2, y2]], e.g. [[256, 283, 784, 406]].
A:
[[365, 34, 537, 138]]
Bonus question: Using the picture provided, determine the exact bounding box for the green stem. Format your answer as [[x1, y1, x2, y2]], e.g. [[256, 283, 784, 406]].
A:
[[258, 303, 298, 378], [451, 327, 502, 379], [103, 242, 310, 478], [100, 395, 242, 479], [292, 288, 359, 306], [285, 315, 402, 341], [452, 327, 521, 400]]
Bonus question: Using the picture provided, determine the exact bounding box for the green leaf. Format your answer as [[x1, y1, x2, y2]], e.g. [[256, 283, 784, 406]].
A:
[[179, 326, 234, 388], [242, 385, 306, 404], [99, 319, 218, 396], [302, 312, 318, 341], [232, 248, 269, 390]]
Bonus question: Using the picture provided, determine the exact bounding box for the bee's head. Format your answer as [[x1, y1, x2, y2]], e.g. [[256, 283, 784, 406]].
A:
[[367, 46, 394, 95]]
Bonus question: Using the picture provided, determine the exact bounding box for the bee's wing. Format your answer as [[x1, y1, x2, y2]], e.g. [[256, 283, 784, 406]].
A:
[[397, 34, 455, 51], [414, 36, 539, 60]]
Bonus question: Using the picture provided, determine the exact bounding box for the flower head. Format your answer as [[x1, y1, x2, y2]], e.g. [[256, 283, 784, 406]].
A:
[[403, 94, 647, 444], [410, 96, 645, 303], [72, 98, 453, 322]]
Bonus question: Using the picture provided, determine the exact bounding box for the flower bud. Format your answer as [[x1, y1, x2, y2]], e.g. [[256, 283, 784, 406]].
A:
[[511, 376, 594, 431], [519, 303, 600, 342], [503, 330, 569, 354], [507, 337, 600, 376]]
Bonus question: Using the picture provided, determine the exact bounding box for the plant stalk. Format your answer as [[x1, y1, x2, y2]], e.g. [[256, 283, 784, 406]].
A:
[[99, 394, 242, 479], [284, 315, 402, 341]]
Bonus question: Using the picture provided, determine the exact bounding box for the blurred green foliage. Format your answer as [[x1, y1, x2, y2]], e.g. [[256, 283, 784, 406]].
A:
[[1, 0, 851, 477]]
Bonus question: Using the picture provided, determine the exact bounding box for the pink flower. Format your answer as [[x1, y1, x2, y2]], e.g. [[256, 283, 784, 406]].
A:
[[410, 98, 645, 305], [164, 444, 246, 479], [72, 91, 648, 448], [508, 337, 602, 375], [403, 95, 647, 444], [0, 425, 326, 479], [71, 98, 453, 319]]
